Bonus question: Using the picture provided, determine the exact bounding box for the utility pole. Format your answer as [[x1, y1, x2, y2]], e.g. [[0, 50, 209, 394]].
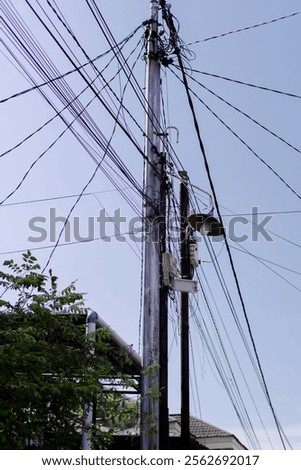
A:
[[141, 0, 164, 450], [179, 171, 191, 449]]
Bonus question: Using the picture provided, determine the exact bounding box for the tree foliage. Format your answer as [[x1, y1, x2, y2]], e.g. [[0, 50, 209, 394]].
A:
[[0, 252, 134, 449]]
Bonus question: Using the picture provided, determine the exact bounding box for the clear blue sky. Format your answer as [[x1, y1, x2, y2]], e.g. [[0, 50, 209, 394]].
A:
[[1, 0, 301, 450]]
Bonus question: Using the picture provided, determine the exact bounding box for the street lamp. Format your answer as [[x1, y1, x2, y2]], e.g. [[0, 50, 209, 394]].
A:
[[188, 211, 225, 237]]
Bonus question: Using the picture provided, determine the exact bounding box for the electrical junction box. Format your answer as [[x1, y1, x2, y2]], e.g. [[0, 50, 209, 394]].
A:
[[189, 236, 199, 268], [172, 278, 198, 294], [162, 252, 177, 287], [162, 252, 198, 293]]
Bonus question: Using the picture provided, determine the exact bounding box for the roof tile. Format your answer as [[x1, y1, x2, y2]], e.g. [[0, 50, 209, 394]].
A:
[[171, 414, 232, 438]]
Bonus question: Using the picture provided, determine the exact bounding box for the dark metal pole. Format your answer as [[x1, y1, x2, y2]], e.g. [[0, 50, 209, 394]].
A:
[[159, 145, 169, 450], [179, 171, 190, 449]]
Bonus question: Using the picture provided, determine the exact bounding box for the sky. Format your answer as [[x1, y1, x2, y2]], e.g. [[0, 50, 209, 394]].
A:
[[0, 0, 301, 450]]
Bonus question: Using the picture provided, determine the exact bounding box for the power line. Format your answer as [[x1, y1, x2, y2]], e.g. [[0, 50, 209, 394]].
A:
[[91, 193, 141, 260], [0, 231, 141, 258], [1, 11, 148, 221], [0, 58, 139, 218], [205, 200, 301, 251], [83, 0, 183, 172], [187, 12, 301, 45], [193, 279, 262, 449], [37, 32, 148, 273], [0, 26, 143, 104], [161, 2, 291, 449], [180, 68, 301, 100], [186, 74, 301, 156], [23, 0, 167, 193], [43, 0, 132, 123], [0, 72, 115, 205], [188, 191, 301, 256], [41, 91, 127, 273], [201, 235, 294, 448], [189, 331, 202, 420], [1, 4, 151, 216], [0, 188, 133, 207], [199, 235, 263, 387], [170, 67, 301, 201], [0, 50, 121, 159], [229, 243, 301, 291], [195, 269, 274, 448], [48, 1, 153, 155], [191, 301, 260, 449], [187, 80, 290, 446], [83, 0, 166, 149], [22, 0, 149, 163], [84, 0, 147, 109], [2, 0, 182, 218], [221, 209, 301, 216]]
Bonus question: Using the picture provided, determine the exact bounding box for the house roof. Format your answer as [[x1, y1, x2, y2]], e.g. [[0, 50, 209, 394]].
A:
[[170, 414, 241, 439]]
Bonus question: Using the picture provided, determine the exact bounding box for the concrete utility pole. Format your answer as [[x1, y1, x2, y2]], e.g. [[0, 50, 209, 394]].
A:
[[141, 0, 162, 450]]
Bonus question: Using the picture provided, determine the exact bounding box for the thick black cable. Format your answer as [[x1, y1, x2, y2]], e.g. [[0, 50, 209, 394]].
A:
[[180, 62, 290, 449], [161, 1, 290, 449]]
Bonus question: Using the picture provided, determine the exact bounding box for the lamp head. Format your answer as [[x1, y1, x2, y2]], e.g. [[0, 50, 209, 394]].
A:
[[188, 213, 225, 237]]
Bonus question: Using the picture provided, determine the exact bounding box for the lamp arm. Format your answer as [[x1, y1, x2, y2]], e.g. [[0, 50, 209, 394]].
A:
[[165, 171, 214, 211]]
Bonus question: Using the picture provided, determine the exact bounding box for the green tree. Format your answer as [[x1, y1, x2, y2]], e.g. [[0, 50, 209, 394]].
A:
[[0, 252, 133, 450]]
